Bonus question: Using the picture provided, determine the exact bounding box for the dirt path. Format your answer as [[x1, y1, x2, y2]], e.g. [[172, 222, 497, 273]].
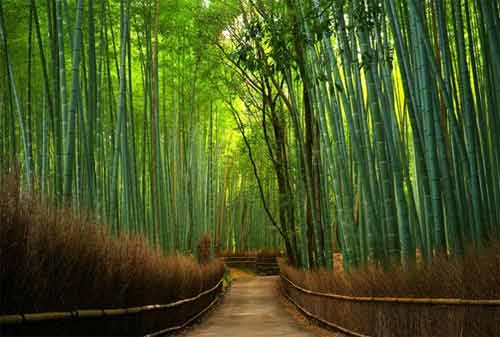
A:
[[182, 276, 317, 337]]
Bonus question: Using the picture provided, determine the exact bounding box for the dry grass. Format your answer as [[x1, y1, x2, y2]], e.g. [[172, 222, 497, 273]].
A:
[[280, 247, 500, 337], [0, 172, 225, 336], [197, 233, 213, 264]]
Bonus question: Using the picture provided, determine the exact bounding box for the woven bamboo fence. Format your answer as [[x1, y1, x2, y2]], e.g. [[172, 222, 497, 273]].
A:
[[0, 277, 223, 336], [281, 274, 500, 337]]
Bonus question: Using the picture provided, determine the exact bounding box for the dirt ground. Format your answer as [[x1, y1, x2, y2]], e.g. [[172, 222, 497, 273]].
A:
[[180, 274, 336, 337]]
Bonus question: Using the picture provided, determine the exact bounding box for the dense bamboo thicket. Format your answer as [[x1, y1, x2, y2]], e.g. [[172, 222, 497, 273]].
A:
[[0, 0, 281, 254], [216, 0, 500, 269], [1, 0, 499, 283], [1, 0, 500, 333]]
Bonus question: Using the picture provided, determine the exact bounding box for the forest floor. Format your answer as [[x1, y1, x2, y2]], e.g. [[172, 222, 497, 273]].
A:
[[179, 273, 338, 337]]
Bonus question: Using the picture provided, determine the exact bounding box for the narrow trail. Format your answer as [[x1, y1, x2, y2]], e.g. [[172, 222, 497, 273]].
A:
[[183, 275, 316, 337]]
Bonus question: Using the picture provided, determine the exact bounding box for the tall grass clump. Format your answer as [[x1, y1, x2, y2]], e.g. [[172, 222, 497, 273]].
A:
[[197, 233, 213, 264], [280, 250, 500, 337], [0, 172, 224, 336]]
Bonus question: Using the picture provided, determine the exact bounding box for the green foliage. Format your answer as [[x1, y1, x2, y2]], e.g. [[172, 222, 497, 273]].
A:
[[2, 0, 499, 271], [0, 0, 281, 254]]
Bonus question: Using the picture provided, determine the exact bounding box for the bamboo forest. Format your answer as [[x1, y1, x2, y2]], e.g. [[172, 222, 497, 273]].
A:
[[1, 0, 500, 336]]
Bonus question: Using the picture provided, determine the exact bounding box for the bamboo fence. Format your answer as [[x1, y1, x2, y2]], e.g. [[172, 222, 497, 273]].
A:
[[0, 277, 223, 326], [281, 274, 500, 306], [280, 273, 500, 336]]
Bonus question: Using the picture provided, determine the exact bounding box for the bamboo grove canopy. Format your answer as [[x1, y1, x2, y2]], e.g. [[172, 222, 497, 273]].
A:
[[0, 0, 499, 269]]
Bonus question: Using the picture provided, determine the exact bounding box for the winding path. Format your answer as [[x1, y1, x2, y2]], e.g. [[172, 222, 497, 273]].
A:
[[183, 275, 316, 337]]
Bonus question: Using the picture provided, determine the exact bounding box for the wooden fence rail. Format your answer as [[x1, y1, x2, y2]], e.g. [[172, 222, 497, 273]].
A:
[[0, 278, 223, 325], [221, 256, 280, 275], [280, 286, 370, 337], [0, 277, 224, 337], [281, 274, 500, 306], [280, 273, 500, 337]]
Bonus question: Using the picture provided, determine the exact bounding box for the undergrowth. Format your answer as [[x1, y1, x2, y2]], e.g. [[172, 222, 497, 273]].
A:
[[0, 172, 224, 335], [280, 246, 500, 337]]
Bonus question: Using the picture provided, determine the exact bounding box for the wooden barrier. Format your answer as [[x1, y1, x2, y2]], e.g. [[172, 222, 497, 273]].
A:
[[220, 256, 280, 275], [281, 287, 370, 337], [256, 256, 280, 275], [0, 277, 224, 336], [221, 256, 257, 270], [280, 273, 500, 337], [281, 274, 500, 306]]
